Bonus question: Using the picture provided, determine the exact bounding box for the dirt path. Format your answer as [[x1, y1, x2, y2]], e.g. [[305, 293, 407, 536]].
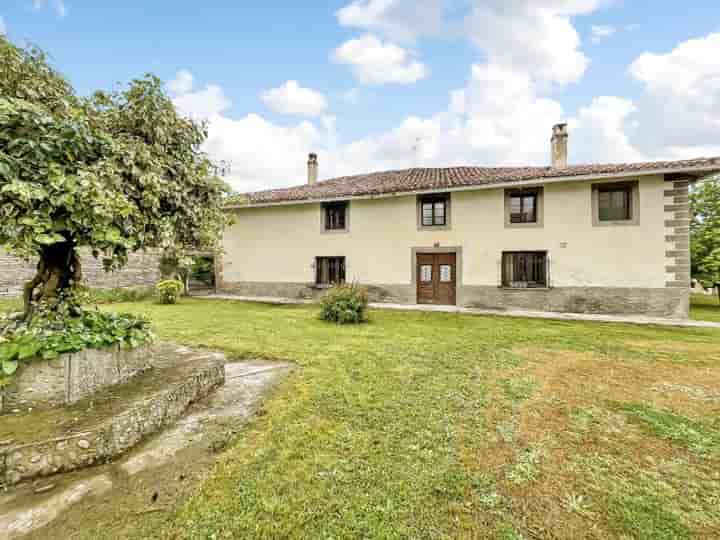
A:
[[0, 360, 293, 539]]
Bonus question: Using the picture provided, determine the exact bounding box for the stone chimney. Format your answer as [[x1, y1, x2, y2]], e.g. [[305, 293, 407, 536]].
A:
[[307, 153, 318, 184], [551, 123, 568, 169]]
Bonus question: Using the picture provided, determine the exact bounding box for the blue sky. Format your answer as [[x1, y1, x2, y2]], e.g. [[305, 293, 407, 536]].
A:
[[1, 1, 719, 192]]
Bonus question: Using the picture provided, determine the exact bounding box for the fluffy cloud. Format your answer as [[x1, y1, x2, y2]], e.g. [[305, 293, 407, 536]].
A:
[[336, 1, 603, 86], [336, 0, 447, 42], [261, 80, 328, 117], [167, 70, 232, 120], [464, 1, 599, 86], [591, 24, 616, 42], [628, 32, 720, 158], [569, 97, 643, 163], [333, 34, 428, 85], [166, 69, 194, 95]]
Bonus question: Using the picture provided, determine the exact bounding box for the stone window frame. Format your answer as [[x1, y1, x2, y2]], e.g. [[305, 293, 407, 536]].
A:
[[504, 186, 544, 229], [320, 201, 350, 234], [416, 193, 451, 231], [591, 180, 640, 227]]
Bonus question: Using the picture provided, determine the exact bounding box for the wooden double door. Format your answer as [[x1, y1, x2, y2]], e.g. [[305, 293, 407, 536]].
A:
[[416, 252, 457, 306]]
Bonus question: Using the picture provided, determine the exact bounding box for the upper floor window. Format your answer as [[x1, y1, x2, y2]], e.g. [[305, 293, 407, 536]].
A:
[[509, 191, 538, 223], [419, 194, 449, 227], [592, 181, 639, 226], [505, 187, 543, 228], [323, 202, 348, 231], [598, 185, 631, 221]]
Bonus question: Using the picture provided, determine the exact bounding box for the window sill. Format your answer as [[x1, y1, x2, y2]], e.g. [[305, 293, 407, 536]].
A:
[[418, 225, 451, 231], [321, 228, 350, 234], [505, 222, 543, 229], [499, 287, 551, 291], [592, 219, 640, 227]]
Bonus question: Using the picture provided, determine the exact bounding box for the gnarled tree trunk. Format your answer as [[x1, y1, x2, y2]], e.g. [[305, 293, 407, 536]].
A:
[[21, 240, 82, 321]]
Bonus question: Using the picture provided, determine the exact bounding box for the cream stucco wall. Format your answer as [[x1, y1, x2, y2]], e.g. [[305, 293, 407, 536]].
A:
[[222, 174, 668, 289]]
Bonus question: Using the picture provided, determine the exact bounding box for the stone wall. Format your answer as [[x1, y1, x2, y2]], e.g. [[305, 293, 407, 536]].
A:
[[1, 345, 151, 412], [0, 248, 162, 297]]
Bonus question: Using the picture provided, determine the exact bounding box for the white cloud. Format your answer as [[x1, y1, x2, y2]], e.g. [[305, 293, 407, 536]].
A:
[[167, 70, 232, 121], [569, 97, 643, 163], [32, 0, 67, 17], [628, 32, 720, 157], [333, 34, 428, 85], [336, 0, 447, 42], [464, 1, 599, 86], [260, 80, 328, 117], [591, 25, 616, 42], [0, 16, 6, 35], [167, 69, 195, 95]]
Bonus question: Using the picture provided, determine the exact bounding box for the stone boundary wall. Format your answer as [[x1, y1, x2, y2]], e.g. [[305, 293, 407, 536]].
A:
[[0, 346, 151, 412], [0, 248, 162, 298]]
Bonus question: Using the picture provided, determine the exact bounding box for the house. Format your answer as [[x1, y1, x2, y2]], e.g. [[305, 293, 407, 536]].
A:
[[219, 125, 720, 318]]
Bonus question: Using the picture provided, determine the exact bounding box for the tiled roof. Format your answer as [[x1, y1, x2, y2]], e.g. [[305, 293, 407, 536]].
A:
[[235, 157, 720, 206]]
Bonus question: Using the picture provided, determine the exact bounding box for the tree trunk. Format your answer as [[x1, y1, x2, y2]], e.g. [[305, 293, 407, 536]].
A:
[[21, 241, 82, 321]]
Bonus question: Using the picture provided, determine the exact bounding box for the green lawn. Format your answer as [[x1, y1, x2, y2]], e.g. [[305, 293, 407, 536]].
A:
[[102, 299, 719, 539], [3, 296, 720, 539], [691, 293, 720, 323]]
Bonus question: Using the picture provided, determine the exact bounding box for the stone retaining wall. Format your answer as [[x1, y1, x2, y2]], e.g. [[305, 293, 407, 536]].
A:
[[0, 358, 225, 486], [1, 346, 151, 412], [0, 248, 162, 297]]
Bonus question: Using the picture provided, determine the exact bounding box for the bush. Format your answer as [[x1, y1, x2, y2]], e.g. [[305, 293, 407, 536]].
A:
[[83, 286, 155, 305], [319, 283, 369, 324], [0, 309, 153, 387], [156, 280, 184, 305]]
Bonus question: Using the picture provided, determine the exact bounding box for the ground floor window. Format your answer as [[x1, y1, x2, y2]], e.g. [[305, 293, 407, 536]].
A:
[[316, 256, 346, 286], [502, 251, 547, 288]]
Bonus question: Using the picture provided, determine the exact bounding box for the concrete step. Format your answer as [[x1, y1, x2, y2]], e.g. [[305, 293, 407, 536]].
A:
[[0, 344, 226, 487]]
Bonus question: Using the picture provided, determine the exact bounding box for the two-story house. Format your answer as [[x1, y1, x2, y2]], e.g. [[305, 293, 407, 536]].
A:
[[219, 125, 720, 319]]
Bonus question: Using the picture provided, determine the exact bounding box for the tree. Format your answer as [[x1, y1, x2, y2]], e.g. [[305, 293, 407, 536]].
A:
[[0, 37, 228, 320], [690, 176, 720, 304]]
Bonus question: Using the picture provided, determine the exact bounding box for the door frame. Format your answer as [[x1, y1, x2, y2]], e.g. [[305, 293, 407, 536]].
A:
[[411, 246, 463, 306]]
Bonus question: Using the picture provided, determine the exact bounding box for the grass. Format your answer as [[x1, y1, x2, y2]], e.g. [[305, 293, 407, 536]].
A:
[[691, 293, 720, 322], [93, 298, 718, 539], [2, 296, 719, 538]]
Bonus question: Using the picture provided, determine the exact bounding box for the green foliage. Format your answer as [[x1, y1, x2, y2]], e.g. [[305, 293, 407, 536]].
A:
[[319, 283, 369, 324], [690, 178, 720, 300], [0, 310, 153, 387], [0, 35, 229, 315], [83, 286, 155, 305], [156, 279, 184, 305]]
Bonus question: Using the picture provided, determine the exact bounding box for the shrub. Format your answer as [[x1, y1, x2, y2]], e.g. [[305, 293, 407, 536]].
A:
[[0, 309, 153, 387], [156, 279, 184, 305], [83, 286, 155, 305], [319, 283, 369, 324]]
